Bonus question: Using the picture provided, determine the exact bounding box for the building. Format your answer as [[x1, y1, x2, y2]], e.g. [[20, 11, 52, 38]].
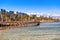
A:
[[8, 11, 14, 15], [16, 12, 28, 16]]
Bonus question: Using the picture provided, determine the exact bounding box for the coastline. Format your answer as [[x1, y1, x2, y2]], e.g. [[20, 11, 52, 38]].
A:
[[0, 22, 60, 40], [0, 21, 40, 30], [0, 20, 59, 30]]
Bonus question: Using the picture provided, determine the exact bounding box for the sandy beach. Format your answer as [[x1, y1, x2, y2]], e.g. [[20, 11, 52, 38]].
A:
[[0, 27, 60, 40]]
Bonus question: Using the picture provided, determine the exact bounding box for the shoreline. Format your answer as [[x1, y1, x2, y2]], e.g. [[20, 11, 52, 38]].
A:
[[0, 21, 40, 30], [0, 20, 59, 30]]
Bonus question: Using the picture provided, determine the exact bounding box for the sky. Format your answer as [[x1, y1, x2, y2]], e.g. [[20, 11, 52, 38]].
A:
[[0, 0, 60, 16]]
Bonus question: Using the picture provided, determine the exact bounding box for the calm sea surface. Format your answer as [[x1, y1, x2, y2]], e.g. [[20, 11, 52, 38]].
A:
[[0, 22, 60, 40]]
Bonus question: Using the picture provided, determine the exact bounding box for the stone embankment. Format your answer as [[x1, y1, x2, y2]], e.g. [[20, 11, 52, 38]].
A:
[[0, 21, 40, 30], [0, 21, 40, 27]]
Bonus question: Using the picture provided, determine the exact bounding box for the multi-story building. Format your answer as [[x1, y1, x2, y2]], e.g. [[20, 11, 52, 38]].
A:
[[8, 11, 14, 15]]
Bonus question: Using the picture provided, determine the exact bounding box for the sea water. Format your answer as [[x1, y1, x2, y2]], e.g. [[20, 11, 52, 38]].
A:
[[0, 22, 60, 40]]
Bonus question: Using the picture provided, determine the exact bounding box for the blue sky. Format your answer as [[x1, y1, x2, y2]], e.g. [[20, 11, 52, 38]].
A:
[[0, 0, 60, 16]]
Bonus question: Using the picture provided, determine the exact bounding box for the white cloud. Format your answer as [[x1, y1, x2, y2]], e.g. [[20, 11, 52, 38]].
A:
[[26, 9, 60, 17], [51, 14, 60, 16]]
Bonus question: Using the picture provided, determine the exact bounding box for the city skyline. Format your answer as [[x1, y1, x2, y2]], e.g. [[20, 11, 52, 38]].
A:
[[0, 0, 60, 16]]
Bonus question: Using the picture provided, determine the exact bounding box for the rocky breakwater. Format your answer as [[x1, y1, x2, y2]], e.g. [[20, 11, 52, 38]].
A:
[[0, 21, 40, 29]]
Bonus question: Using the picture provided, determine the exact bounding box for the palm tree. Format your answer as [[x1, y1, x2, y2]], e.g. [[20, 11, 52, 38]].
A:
[[0, 11, 5, 22]]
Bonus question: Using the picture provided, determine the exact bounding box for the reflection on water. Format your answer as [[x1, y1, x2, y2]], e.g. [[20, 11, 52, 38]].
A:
[[0, 22, 60, 40]]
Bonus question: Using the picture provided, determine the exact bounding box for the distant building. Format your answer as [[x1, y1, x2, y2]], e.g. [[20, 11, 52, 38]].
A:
[[20, 12, 28, 16], [30, 15, 36, 17], [8, 11, 14, 15], [16, 12, 28, 16]]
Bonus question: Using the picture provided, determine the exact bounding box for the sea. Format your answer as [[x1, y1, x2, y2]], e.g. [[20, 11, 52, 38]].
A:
[[0, 22, 60, 40]]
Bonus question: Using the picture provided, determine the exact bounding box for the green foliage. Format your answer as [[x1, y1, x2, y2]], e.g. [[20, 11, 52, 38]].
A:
[[0, 10, 58, 22]]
